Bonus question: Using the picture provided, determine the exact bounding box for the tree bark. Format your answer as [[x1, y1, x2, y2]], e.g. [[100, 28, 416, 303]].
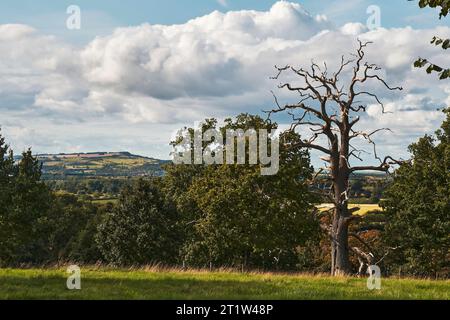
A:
[[330, 138, 352, 276], [331, 207, 351, 276]]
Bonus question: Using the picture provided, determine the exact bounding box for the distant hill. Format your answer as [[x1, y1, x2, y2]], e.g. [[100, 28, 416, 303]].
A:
[[25, 152, 169, 179]]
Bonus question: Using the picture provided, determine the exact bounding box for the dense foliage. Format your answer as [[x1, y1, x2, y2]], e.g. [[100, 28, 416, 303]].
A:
[[94, 114, 321, 270], [164, 115, 320, 270], [0, 130, 103, 266], [96, 179, 181, 265], [382, 109, 450, 276], [46, 178, 129, 196], [0, 110, 448, 276]]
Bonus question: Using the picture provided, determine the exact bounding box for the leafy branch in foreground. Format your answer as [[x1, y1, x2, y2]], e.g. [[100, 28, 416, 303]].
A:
[[411, 0, 450, 79]]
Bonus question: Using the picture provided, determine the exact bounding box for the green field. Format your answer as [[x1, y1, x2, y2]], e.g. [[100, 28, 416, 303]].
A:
[[0, 268, 448, 300], [33, 152, 167, 178]]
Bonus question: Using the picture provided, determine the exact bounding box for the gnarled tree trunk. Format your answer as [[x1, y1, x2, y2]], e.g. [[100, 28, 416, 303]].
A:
[[269, 40, 403, 276], [330, 146, 351, 275]]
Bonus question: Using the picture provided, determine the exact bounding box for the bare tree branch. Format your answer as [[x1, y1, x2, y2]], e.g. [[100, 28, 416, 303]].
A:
[[269, 40, 403, 276]]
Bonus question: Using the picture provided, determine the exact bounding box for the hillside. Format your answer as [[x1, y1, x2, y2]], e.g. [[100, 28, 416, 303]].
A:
[[31, 152, 168, 179]]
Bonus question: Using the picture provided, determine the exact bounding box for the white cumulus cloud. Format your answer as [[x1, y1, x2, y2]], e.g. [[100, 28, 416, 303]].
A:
[[0, 2, 449, 162]]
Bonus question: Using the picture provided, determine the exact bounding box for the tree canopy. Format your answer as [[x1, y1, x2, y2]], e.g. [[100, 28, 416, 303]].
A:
[[382, 109, 450, 276], [163, 114, 320, 270], [96, 178, 181, 265], [0, 130, 102, 266]]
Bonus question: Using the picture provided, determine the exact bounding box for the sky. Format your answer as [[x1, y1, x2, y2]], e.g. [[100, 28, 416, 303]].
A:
[[0, 0, 448, 45], [0, 0, 449, 167]]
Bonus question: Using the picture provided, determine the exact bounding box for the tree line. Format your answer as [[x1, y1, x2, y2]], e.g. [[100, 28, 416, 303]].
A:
[[0, 111, 448, 277]]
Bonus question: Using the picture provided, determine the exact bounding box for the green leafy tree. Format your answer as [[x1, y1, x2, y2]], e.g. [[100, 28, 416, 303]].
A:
[[161, 119, 221, 263], [96, 178, 181, 265], [0, 130, 16, 265], [167, 114, 320, 270], [37, 193, 102, 263], [0, 129, 15, 195], [382, 109, 450, 276], [0, 131, 104, 266], [0, 147, 53, 265]]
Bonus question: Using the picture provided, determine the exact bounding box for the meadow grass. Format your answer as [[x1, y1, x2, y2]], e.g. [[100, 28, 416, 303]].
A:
[[91, 198, 119, 205], [0, 268, 448, 300]]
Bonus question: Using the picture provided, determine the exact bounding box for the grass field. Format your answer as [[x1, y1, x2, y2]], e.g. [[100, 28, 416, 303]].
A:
[[91, 198, 119, 205], [0, 268, 448, 300]]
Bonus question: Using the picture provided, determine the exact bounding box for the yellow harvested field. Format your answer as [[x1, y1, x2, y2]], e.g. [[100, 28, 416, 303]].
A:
[[317, 204, 383, 215]]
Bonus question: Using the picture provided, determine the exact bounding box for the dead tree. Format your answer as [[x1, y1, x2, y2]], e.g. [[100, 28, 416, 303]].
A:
[[268, 41, 403, 276]]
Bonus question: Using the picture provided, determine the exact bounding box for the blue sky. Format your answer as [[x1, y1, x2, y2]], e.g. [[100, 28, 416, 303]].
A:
[[0, 0, 447, 44], [0, 1, 449, 165]]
